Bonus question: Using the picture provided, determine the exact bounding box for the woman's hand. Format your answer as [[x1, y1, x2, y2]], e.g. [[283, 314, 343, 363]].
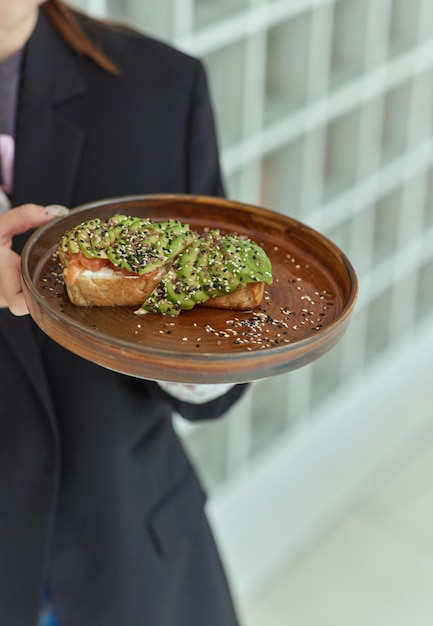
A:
[[157, 381, 236, 404], [0, 203, 69, 316]]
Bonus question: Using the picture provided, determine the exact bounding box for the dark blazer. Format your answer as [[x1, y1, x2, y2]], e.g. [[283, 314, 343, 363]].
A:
[[0, 10, 245, 626]]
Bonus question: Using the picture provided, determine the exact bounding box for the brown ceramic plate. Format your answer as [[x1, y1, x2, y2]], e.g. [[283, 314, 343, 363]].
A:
[[21, 194, 358, 383]]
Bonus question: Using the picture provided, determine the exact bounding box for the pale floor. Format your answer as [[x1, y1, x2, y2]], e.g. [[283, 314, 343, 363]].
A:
[[241, 431, 433, 626]]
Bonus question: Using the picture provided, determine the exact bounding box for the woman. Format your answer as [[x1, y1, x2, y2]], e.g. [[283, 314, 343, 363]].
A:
[[0, 2, 246, 625]]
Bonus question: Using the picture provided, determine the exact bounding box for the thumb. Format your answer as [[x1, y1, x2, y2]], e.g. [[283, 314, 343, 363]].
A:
[[0, 203, 69, 245]]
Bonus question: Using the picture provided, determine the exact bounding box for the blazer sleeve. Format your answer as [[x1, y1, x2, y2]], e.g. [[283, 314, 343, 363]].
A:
[[186, 61, 225, 197]]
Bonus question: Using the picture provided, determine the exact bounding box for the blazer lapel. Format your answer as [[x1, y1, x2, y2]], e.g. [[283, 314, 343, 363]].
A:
[[0, 11, 87, 419], [13, 10, 86, 208]]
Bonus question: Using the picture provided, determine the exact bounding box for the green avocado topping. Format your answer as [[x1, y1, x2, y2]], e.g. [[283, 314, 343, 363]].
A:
[[59, 214, 196, 275], [140, 229, 273, 316]]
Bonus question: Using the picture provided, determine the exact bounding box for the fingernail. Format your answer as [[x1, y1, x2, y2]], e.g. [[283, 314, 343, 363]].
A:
[[44, 204, 69, 217]]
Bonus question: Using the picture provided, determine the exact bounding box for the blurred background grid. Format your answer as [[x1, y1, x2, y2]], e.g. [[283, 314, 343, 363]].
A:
[[70, 0, 433, 622]]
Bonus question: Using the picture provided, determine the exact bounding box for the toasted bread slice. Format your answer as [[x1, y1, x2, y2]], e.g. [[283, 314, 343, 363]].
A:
[[198, 281, 265, 311], [63, 266, 165, 307], [64, 265, 264, 310], [62, 260, 265, 310]]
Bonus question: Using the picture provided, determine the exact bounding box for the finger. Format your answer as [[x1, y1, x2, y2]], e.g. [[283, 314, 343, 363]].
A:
[[0, 203, 69, 245], [7, 291, 29, 316], [0, 247, 29, 316]]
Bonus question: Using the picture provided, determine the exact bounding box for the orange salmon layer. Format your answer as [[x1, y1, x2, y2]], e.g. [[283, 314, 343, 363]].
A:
[[63, 252, 160, 283]]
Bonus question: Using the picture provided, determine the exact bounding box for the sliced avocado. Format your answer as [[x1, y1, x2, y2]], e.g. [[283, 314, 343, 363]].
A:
[[140, 230, 273, 316], [107, 220, 196, 274], [62, 214, 196, 274]]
